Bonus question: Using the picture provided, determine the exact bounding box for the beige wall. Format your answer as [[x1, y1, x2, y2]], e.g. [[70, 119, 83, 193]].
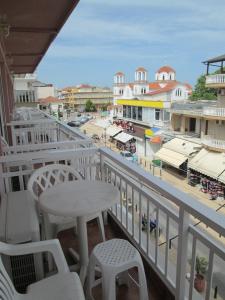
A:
[[207, 120, 225, 139]]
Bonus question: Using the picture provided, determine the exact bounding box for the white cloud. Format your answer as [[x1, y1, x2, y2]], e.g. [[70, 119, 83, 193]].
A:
[[46, 44, 174, 61]]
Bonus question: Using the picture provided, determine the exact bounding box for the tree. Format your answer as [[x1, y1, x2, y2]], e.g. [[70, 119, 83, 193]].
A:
[[85, 100, 96, 112], [100, 104, 108, 112], [189, 74, 217, 101]]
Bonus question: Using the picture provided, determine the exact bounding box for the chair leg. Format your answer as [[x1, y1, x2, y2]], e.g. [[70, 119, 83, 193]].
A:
[[137, 264, 149, 300], [86, 255, 97, 300], [102, 270, 116, 300], [117, 270, 130, 287], [43, 213, 55, 272], [97, 213, 106, 241]]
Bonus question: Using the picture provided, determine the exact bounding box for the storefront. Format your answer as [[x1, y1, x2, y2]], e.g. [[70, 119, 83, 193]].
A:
[[113, 132, 136, 152], [155, 138, 202, 172]]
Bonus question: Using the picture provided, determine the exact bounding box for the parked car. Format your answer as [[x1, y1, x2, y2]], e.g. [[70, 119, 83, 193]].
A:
[[87, 114, 93, 120], [79, 116, 89, 124], [120, 151, 134, 161], [67, 121, 81, 127]]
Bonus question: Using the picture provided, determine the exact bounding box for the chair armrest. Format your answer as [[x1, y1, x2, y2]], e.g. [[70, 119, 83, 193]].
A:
[[0, 239, 69, 273]]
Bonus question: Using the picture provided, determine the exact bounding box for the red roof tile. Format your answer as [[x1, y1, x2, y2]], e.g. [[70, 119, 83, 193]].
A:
[[136, 67, 147, 72], [149, 82, 161, 89], [184, 83, 192, 90], [157, 66, 176, 73], [78, 84, 93, 89], [146, 82, 178, 95], [115, 71, 124, 76], [38, 96, 63, 104]]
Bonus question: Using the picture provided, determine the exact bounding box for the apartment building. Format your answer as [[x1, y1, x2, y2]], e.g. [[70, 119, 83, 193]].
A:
[[157, 54, 225, 188], [14, 73, 55, 107], [59, 84, 113, 112], [170, 54, 225, 149]]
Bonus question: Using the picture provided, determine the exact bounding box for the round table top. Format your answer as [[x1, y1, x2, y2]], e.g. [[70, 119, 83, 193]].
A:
[[39, 180, 120, 217]]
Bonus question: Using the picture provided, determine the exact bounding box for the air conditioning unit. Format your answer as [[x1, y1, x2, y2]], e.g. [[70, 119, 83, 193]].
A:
[[1, 191, 44, 292], [3, 251, 43, 293]]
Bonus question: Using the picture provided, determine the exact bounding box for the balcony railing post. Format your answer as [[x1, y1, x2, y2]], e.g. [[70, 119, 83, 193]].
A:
[[11, 124, 17, 146], [175, 207, 189, 300]]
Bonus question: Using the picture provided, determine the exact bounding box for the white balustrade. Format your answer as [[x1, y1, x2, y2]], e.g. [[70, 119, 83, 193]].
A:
[[0, 147, 98, 193], [99, 147, 225, 300], [202, 137, 225, 150], [7, 109, 89, 147], [203, 107, 225, 117], [206, 74, 225, 85]]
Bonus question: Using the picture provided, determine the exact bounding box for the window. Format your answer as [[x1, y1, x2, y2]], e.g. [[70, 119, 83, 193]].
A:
[[138, 107, 142, 121], [128, 106, 131, 118], [176, 88, 182, 97], [163, 111, 170, 121], [132, 107, 137, 119], [123, 106, 127, 118], [155, 109, 160, 121], [119, 89, 124, 95], [141, 88, 146, 94]]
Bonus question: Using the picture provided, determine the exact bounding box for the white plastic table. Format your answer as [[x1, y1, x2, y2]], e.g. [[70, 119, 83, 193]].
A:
[[39, 180, 120, 284]]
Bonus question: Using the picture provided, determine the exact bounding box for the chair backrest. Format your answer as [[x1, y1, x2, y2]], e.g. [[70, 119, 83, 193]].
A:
[[0, 243, 17, 299], [27, 163, 82, 201]]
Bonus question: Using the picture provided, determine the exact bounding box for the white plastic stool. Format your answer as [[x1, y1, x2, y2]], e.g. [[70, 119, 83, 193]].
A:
[[87, 239, 149, 300]]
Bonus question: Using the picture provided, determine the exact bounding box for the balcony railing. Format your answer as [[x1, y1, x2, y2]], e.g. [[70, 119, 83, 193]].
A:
[[99, 148, 225, 300], [203, 107, 225, 117], [7, 109, 90, 147], [202, 136, 225, 151], [1, 112, 225, 300], [205, 74, 225, 87]]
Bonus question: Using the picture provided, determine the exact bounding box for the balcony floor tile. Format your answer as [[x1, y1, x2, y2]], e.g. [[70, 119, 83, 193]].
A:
[[58, 216, 174, 300]]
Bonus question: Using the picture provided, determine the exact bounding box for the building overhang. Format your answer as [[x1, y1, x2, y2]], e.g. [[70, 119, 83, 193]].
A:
[[0, 0, 79, 74]]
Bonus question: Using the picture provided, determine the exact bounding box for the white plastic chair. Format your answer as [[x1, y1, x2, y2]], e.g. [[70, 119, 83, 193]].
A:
[[0, 239, 85, 300], [87, 239, 149, 300], [27, 163, 105, 242]]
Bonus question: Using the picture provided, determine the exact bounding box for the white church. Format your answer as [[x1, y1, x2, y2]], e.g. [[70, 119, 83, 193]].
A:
[[110, 66, 192, 159]]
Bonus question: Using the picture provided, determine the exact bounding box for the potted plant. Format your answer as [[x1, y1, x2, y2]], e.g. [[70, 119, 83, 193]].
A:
[[194, 256, 208, 293]]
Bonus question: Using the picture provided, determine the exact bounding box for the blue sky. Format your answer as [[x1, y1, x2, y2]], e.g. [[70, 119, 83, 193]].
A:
[[37, 0, 225, 89]]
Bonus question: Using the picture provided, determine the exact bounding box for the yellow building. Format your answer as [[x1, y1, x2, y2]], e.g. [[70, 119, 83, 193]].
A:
[[59, 84, 113, 111]]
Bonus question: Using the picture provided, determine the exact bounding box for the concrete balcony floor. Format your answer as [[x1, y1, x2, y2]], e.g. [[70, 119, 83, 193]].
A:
[[58, 216, 174, 300]]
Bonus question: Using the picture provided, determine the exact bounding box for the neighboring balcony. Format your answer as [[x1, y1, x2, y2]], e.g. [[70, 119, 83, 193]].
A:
[[1, 108, 225, 300], [205, 74, 225, 88], [202, 136, 225, 151], [203, 107, 225, 117]]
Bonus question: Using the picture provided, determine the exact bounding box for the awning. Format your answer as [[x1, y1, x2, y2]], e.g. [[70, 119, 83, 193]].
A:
[[114, 132, 134, 144], [218, 171, 225, 184], [154, 138, 202, 169], [155, 147, 187, 168], [150, 136, 162, 144], [162, 138, 202, 156], [188, 149, 225, 179], [145, 127, 160, 138], [106, 126, 122, 137]]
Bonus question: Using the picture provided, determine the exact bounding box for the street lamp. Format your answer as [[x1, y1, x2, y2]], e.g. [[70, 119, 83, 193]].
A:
[[104, 127, 106, 147]]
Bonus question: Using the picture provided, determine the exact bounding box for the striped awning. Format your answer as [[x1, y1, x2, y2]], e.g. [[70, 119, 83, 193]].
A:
[[114, 132, 134, 143], [106, 126, 122, 137]]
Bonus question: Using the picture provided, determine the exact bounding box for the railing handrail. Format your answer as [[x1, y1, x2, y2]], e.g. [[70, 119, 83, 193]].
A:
[[99, 147, 225, 236], [2, 139, 92, 155], [39, 109, 88, 140], [7, 119, 55, 126], [0, 146, 97, 163]]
